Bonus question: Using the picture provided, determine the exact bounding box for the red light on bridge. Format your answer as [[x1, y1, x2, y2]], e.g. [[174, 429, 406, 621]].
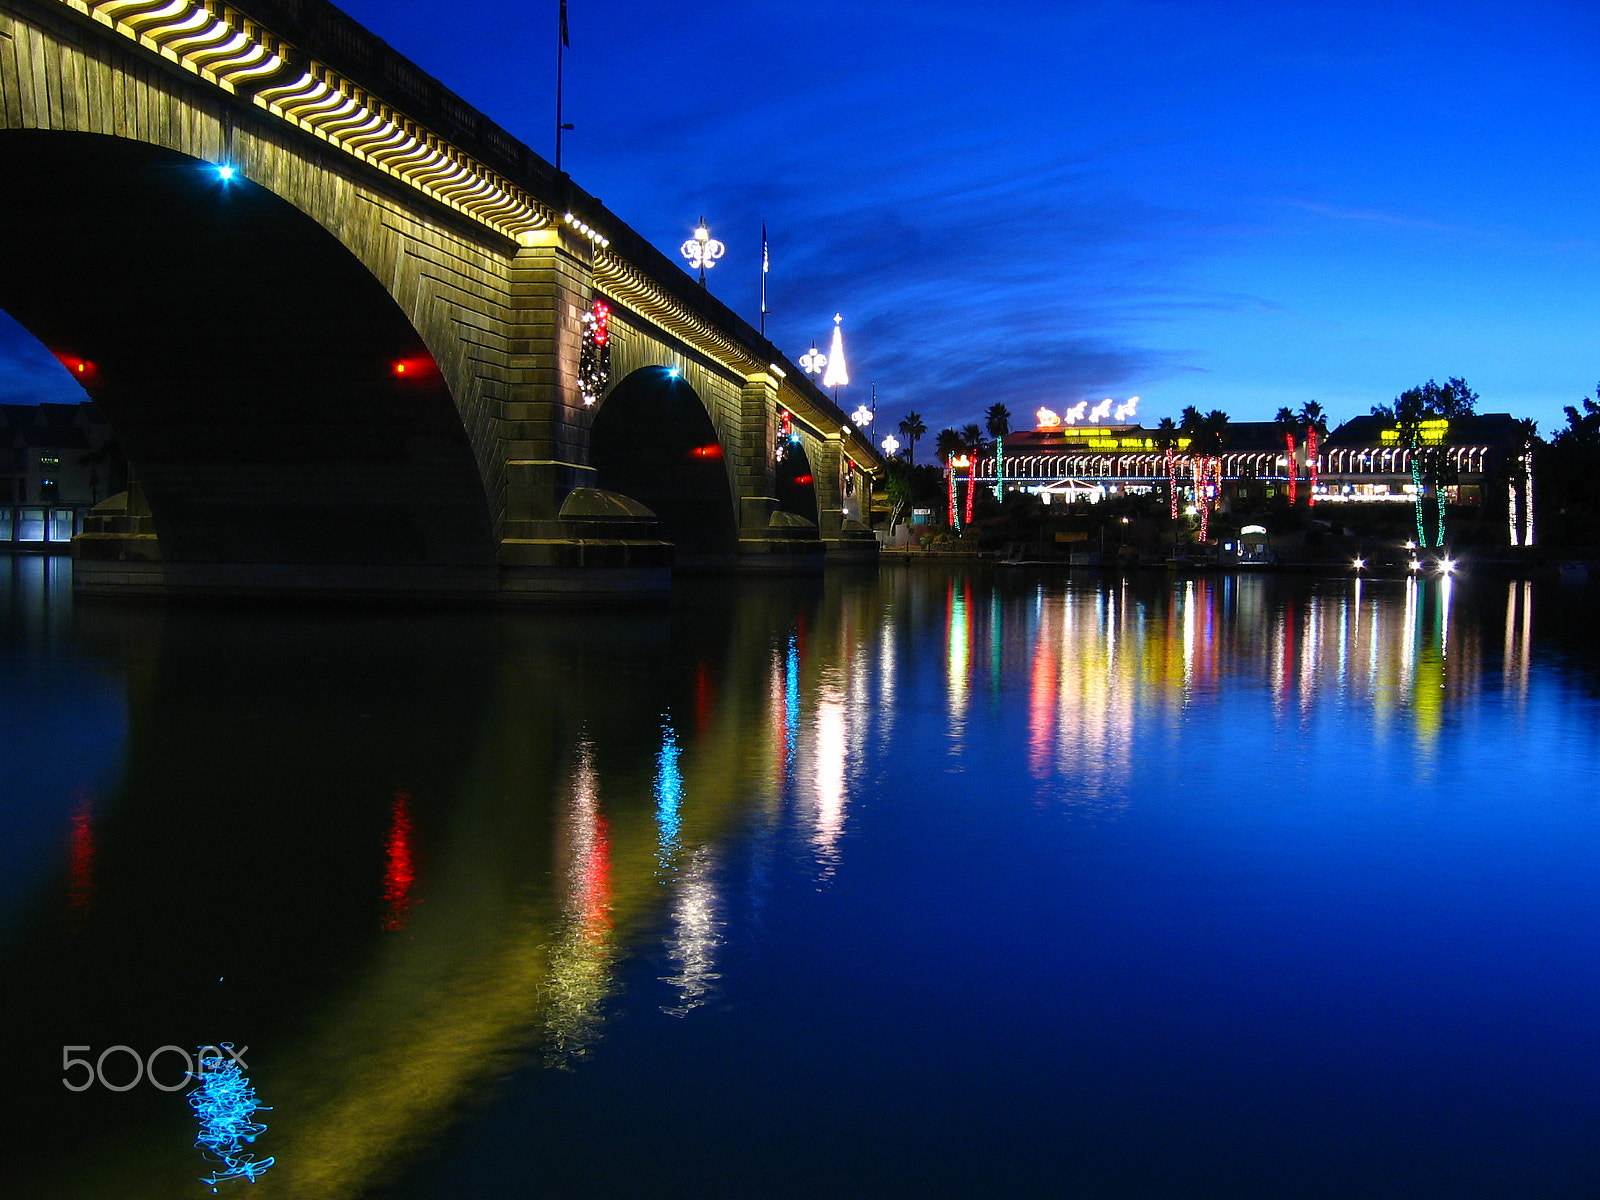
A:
[[50, 351, 96, 382], [391, 356, 438, 380], [689, 443, 724, 460], [793, 474, 814, 486]]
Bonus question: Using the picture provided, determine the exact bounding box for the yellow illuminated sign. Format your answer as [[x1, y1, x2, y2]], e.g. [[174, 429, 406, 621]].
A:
[[1379, 419, 1449, 446]]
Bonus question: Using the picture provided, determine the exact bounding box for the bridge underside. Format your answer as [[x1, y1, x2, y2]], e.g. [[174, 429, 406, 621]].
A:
[[0, 131, 500, 598]]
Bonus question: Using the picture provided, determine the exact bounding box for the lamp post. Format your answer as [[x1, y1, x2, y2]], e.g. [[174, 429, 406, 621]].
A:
[[881, 435, 900, 458], [799, 344, 827, 377], [679, 217, 724, 287]]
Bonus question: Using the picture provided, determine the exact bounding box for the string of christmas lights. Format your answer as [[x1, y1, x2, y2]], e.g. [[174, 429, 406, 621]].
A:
[[578, 300, 611, 406], [1306, 426, 1319, 507], [1284, 432, 1298, 506], [1166, 446, 1179, 519], [947, 457, 959, 532], [1411, 454, 1428, 548]]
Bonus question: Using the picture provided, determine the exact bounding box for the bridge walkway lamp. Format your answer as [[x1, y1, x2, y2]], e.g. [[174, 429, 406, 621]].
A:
[[680, 217, 725, 287]]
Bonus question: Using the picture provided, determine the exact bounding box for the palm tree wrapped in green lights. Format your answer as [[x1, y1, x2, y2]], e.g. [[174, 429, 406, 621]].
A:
[[986, 403, 1011, 499]]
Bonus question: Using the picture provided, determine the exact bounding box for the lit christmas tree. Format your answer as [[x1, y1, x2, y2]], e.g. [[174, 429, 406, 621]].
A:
[[822, 313, 849, 391]]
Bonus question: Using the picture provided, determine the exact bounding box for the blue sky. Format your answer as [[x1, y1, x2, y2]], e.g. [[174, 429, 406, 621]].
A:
[[5, 0, 1599, 438]]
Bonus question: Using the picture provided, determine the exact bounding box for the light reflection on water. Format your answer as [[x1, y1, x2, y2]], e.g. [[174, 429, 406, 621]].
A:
[[0, 562, 1598, 1199]]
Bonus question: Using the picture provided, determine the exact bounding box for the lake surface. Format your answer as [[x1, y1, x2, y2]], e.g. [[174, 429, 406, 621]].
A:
[[1, 557, 1598, 1199]]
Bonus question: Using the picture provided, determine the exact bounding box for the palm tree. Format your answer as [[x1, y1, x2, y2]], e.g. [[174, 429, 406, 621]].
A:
[[1155, 416, 1180, 518], [1183, 409, 1228, 456], [1297, 399, 1327, 436], [959, 422, 984, 456], [935, 427, 964, 462], [898, 412, 926, 466], [1274, 407, 1302, 504], [986, 403, 1012, 498], [1153, 416, 1179, 450]]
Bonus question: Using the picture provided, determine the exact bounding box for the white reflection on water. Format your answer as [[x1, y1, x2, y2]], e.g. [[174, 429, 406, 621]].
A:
[[660, 845, 722, 1016], [1504, 581, 1532, 705], [544, 736, 614, 1062], [946, 579, 970, 750], [811, 672, 849, 867]]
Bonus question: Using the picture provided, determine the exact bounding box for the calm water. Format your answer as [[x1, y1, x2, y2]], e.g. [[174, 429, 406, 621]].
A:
[[1, 557, 1598, 1199]]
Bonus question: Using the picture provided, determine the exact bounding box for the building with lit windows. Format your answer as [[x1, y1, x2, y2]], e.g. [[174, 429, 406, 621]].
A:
[[0, 402, 115, 550], [973, 413, 1532, 543]]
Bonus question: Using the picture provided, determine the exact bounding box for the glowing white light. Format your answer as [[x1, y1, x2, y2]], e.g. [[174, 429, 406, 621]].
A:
[[799, 344, 827, 375], [1353, 557, 1366, 570], [1062, 401, 1088, 425], [666, 365, 681, 379], [1036, 408, 1061, 428], [851, 404, 873, 427], [1114, 396, 1140, 421], [1440, 558, 1457, 574], [822, 313, 850, 389], [216, 164, 235, 181], [679, 215, 725, 278], [882, 435, 900, 456], [1409, 559, 1422, 572], [1089, 398, 1113, 422]]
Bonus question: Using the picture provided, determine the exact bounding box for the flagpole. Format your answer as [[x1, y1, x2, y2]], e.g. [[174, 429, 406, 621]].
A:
[[760, 221, 769, 337], [555, 0, 569, 172]]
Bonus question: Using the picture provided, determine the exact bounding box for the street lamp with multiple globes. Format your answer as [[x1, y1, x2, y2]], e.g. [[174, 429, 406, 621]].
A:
[[680, 216, 725, 286], [881, 435, 900, 458], [799, 344, 827, 376]]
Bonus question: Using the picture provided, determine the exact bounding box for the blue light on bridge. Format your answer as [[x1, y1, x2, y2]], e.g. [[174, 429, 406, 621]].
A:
[[666, 366, 680, 380], [214, 164, 235, 182]]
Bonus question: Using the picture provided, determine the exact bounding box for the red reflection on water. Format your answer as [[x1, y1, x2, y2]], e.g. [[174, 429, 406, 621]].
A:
[[67, 791, 95, 918], [577, 814, 612, 938], [382, 791, 416, 931], [695, 661, 715, 735]]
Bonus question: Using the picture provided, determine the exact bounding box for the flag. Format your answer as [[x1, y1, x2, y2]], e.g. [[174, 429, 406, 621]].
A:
[[559, 0, 570, 47], [762, 223, 769, 274], [761, 222, 769, 318]]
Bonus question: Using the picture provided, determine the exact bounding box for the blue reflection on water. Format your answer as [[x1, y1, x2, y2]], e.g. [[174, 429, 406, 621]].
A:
[[654, 717, 683, 868], [0, 557, 125, 934]]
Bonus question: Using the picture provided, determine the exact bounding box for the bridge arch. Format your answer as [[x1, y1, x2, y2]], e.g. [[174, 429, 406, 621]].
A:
[[775, 434, 821, 527], [589, 366, 738, 566], [0, 130, 496, 586]]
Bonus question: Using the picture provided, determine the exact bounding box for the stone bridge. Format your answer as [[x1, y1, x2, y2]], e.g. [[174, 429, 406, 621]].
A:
[[0, 0, 883, 600]]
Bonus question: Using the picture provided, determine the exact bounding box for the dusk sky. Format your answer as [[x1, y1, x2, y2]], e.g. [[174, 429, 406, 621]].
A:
[[5, 0, 1599, 438]]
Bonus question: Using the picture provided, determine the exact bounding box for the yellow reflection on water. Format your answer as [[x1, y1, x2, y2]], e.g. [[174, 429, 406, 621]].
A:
[[545, 735, 615, 1062]]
